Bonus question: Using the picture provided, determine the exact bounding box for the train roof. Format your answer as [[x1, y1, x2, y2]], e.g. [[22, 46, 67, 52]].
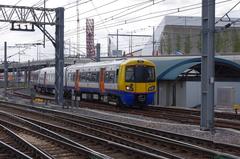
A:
[[67, 58, 154, 70], [36, 58, 155, 72]]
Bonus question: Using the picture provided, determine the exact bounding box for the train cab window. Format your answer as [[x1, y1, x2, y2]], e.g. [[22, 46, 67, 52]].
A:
[[125, 66, 134, 82], [125, 66, 155, 83], [146, 66, 155, 82]]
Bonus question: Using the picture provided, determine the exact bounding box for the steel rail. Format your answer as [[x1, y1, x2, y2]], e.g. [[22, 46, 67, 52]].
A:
[[0, 102, 239, 159], [0, 111, 110, 159], [0, 124, 52, 159]]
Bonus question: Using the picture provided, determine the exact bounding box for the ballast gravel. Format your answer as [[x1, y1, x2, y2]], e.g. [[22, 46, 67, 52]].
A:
[[44, 104, 240, 146]]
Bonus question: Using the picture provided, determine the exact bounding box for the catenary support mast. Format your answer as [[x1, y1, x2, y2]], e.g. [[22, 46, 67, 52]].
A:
[[55, 8, 64, 106], [201, 0, 215, 131], [0, 5, 64, 106]]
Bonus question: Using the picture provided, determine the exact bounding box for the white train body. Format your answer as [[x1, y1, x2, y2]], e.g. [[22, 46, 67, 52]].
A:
[[34, 58, 156, 106]]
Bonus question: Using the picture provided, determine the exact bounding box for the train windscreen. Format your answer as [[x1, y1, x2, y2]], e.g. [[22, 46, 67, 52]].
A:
[[125, 65, 155, 82]]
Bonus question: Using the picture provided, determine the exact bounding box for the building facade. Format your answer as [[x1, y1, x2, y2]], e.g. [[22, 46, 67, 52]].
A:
[[143, 16, 240, 55]]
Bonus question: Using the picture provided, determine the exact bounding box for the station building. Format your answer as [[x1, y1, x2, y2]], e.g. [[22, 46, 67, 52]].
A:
[[142, 16, 240, 56], [138, 15, 240, 108], [144, 56, 240, 108]]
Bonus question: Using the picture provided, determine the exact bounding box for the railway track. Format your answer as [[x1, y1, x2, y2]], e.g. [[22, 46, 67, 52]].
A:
[[13, 89, 240, 120], [67, 100, 240, 131], [0, 111, 110, 159], [66, 100, 240, 131], [0, 105, 168, 159], [0, 124, 51, 159], [0, 101, 239, 159], [0, 140, 31, 159], [8, 90, 240, 131]]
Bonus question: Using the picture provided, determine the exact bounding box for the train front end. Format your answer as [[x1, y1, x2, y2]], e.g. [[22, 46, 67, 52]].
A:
[[118, 59, 156, 107]]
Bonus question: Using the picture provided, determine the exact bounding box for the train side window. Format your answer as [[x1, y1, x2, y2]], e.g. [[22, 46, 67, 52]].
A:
[[104, 71, 115, 83], [72, 73, 76, 82], [68, 73, 71, 81], [79, 72, 82, 82], [91, 72, 98, 82], [104, 71, 109, 83], [110, 71, 115, 83], [96, 72, 99, 82], [80, 72, 84, 82]]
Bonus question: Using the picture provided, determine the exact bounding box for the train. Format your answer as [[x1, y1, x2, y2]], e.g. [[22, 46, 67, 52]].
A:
[[0, 71, 25, 82], [32, 58, 157, 107]]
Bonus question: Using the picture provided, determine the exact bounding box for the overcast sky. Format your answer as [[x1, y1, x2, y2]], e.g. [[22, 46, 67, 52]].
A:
[[0, 0, 240, 62]]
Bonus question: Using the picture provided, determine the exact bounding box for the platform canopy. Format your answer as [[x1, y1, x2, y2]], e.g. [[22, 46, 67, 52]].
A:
[[147, 56, 240, 81]]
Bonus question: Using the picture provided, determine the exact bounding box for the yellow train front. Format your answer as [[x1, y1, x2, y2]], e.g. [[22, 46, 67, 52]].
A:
[[118, 59, 156, 106]]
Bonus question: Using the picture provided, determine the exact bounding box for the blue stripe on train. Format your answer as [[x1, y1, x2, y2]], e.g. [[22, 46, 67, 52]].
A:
[[120, 92, 155, 106], [35, 84, 154, 106]]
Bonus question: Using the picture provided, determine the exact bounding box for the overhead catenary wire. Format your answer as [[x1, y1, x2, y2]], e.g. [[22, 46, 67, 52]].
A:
[[64, 0, 236, 55], [0, 0, 56, 61], [63, 0, 233, 38], [1, 0, 239, 61], [215, 0, 240, 24], [94, 0, 166, 26], [92, 0, 233, 31], [66, 0, 153, 22], [65, 0, 120, 19]]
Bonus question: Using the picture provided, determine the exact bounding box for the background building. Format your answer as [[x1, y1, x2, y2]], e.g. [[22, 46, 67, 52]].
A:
[[142, 16, 240, 55]]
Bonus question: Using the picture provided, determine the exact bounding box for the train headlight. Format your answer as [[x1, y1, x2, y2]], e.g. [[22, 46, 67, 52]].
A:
[[148, 86, 155, 91], [126, 85, 133, 91]]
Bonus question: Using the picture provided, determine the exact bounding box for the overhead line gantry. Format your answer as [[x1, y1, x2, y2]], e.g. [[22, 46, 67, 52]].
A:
[[0, 4, 64, 106]]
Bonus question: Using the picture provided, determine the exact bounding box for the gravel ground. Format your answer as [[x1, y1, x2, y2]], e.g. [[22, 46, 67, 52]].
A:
[[41, 104, 240, 146], [1, 88, 239, 146]]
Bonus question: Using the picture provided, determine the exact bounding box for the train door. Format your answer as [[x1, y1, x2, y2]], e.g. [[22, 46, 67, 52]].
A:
[[99, 68, 105, 93], [75, 70, 80, 91]]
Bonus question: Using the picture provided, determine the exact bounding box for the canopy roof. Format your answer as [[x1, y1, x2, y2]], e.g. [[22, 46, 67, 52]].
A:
[[146, 56, 240, 81]]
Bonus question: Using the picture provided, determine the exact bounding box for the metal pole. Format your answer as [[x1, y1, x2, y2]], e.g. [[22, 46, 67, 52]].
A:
[[129, 35, 131, 54], [18, 48, 20, 63], [24, 69, 27, 87], [130, 32, 133, 54], [4, 42, 8, 96], [96, 43, 100, 62], [117, 29, 119, 51], [152, 26, 155, 56], [37, 45, 39, 61], [43, 0, 46, 48], [201, 0, 215, 131], [76, 0, 80, 57], [55, 7, 64, 106], [17, 64, 19, 88], [69, 39, 71, 56], [27, 60, 31, 88]]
